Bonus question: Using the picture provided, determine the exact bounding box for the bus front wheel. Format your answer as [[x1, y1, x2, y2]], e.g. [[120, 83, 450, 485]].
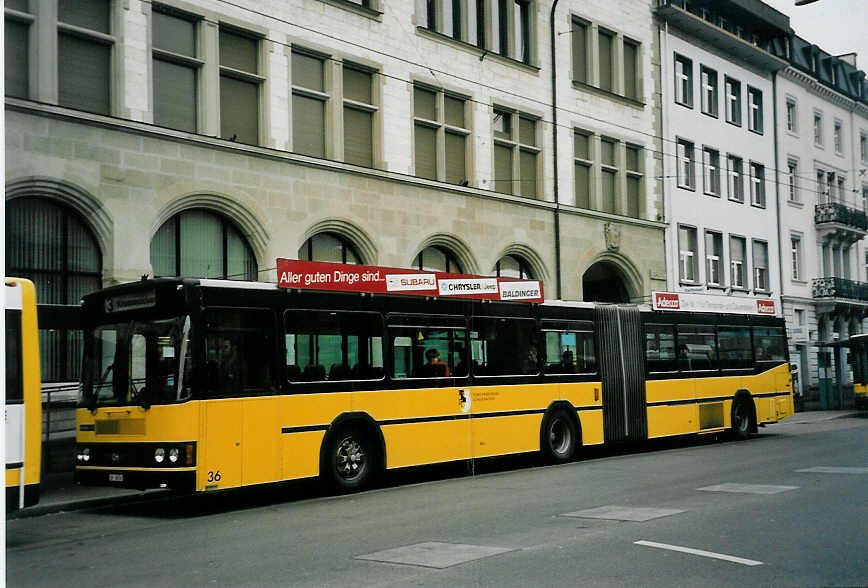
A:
[[325, 426, 375, 492], [542, 409, 578, 463]]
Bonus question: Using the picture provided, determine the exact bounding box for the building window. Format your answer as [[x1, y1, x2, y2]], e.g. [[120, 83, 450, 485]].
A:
[[702, 147, 720, 196], [678, 226, 698, 283], [292, 50, 328, 158], [725, 77, 741, 126], [705, 230, 723, 287], [414, 86, 469, 185], [413, 246, 462, 273], [813, 111, 823, 146], [219, 27, 262, 145], [299, 233, 361, 264], [861, 132, 867, 163], [150, 209, 257, 280], [786, 98, 797, 133], [514, 0, 531, 64], [493, 108, 539, 198], [747, 86, 763, 133], [727, 154, 743, 203], [574, 130, 592, 209], [488, 0, 533, 64], [674, 54, 692, 107], [4, 1, 31, 99], [623, 39, 640, 101], [152, 6, 200, 133], [749, 162, 765, 208], [451, 0, 463, 40], [599, 138, 618, 213], [598, 29, 614, 93], [700, 66, 717, 117], [571, 18, 588, 84], [6, 197, 102, 382], [752, 240, 769, 291], [730, 235, 746, 289], [494, 254, 534, 279], [476, 0, 486, 48], [625, 144, 643, 218], [791, 235, 802, 281], [787, 159, 799, 203], [834, 120, 843, 154], [58, 0, 115, 115], [343, 65, 376, 168], [677, 138, 695, 190]]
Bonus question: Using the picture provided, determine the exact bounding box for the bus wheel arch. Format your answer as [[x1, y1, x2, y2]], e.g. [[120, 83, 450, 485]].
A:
[[731, 390, 757, 439], [320, 412, 385, 492], [539, 402, 582, 463]]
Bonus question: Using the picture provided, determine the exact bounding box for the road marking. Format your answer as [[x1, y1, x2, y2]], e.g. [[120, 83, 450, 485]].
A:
[[635, 540, 763, 566], [356, 542, 515, 569], [796, 466, 868, 474], [561, 505, 685, 522], [697, 483, 798, 494]]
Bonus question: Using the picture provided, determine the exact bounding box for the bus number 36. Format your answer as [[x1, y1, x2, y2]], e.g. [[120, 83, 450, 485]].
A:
[[207, 470, 222, 482]]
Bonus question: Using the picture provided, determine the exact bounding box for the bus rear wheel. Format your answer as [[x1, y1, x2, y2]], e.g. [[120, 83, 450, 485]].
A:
[[731, 398, 753, 440], [542, 409, 578, 463], [325, 426, 375, 492]]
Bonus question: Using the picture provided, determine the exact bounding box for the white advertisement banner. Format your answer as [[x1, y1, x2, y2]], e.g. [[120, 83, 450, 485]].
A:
[[652, 291, 779, 316], [499, 281, 543, 301], [385, 273, 437, 292], [5, 404, 24, 465], [438, 278, 499, 296]]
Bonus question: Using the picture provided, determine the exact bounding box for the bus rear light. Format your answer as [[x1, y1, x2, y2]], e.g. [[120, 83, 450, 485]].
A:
[[185, 444, 193, 465]]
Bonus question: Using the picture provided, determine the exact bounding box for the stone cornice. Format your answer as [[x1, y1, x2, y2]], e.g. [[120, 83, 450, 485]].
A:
[[781, 67, 868, 117]]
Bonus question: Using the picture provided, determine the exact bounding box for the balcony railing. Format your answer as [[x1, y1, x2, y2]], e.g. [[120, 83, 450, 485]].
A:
[[812, 277, 868, 301], [814, 202, 868, 231]]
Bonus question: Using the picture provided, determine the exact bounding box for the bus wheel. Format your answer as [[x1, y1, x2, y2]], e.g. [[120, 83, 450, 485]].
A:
[[326, 426, 374, 492], [731, 398, 753, 440], [542, 409, 578, 463]]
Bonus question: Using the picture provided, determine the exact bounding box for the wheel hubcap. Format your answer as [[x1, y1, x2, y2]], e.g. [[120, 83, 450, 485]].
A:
[[336, 436, 366, 480], [549, 419, 571, 456]]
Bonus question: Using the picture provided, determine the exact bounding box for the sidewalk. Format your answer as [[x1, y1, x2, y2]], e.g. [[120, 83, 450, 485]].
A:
[[8, 410, 862, 519]]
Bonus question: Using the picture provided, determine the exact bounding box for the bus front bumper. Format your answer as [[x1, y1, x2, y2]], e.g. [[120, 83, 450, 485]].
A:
[[75, 467, 195, 492]]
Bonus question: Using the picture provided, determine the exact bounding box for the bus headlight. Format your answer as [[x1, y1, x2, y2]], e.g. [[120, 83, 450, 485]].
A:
[[77, 448, 90, 462], [154, 447, 165, 463], [169, 448, 179, 463]]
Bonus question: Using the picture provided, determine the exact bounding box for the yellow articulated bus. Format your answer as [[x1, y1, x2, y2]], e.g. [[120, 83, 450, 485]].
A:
[[839, 333, 868, 411], [75, 267, 792, 494], [5, 277, 42, 511]]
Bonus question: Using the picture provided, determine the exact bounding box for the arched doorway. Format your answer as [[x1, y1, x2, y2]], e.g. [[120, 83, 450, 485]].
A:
[[582, 261, 630, 303]]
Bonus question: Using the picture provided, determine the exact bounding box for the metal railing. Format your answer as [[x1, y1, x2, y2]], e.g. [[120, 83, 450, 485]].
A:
[[811, 277, 868, 301], [814, 202, 868, 231]]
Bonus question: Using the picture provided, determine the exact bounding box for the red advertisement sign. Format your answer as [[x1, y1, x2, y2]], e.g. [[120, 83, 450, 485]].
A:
[[756, 299, 776, 315], [276, 259, 544, 303], [653, 292, 681, 310]]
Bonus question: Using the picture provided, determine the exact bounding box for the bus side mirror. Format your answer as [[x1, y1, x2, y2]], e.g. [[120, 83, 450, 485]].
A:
[[789, 363, 799, 375]]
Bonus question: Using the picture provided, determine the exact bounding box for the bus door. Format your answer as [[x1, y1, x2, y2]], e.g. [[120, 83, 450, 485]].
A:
[[386, 315, 471, 467], [595, 305, 647, 443], [201, 308, 278, 490], [468, 316, 542, 458]]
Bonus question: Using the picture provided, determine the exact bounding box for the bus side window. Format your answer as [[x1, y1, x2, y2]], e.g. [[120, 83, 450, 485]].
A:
[[645, 324, 676, 372], [676, 324, 717, 372], [204, 309, 275, 397], [472, 317, 537, 376], [718, 327, 752, 369], [753, 327, 786, 361], [388, 326, 466, 379]]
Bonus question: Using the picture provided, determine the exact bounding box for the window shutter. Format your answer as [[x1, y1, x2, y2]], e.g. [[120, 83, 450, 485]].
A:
[[220, 30, 258, 74], [627, 176, 640, 217], [344, 107, 373, 167], [292, 94, 325, 157], [58, 0, 110, 33], [5, 20, 28, 98], [572, 21, 587, 83], [414, 87, 437, 121], [494, 144, 513, 194], [575, 163, 590, 208], [154, 60, 197, 132], [343, 67, 372, 104], [445, 132, 466, 185], [623, 42, 638, 99], [414, 124, 437, 180], [601, 169, 616, 213], [445, 96, 465, 128], [598, 31, 613, 91], [220, 75, 259, 144], [58, 34, 111, 115], [152, 11, 195, 56], [292, 52, 324, 91], [519, 150, 537, 197]]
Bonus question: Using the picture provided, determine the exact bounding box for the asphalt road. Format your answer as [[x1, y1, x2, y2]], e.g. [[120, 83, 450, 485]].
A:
[[7, 414, 867, 587]]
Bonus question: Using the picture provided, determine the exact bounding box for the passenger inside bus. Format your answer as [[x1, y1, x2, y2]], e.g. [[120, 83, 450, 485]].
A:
[[419, 348, 450, 377]]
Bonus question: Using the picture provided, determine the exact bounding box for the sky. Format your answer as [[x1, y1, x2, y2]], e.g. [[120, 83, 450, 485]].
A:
[[763, 0, 868, 70]]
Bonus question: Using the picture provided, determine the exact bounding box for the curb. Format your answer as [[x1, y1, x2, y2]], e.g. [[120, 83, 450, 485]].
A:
[[7, 489, 169, 520]]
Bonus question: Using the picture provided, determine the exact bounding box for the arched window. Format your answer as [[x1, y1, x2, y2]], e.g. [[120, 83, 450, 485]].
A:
[[150, 209, 257, 280], [6, 197, 102, 381], [494, 254, 534, 279], [413, 246, 462, 273], [298, 232, 361, 264]]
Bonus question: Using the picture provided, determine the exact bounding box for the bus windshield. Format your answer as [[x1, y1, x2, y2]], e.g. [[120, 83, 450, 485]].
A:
[[81, 316, 191, 408]]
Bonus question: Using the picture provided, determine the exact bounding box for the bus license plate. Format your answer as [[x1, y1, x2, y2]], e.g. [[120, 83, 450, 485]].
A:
[[109, 474, 123, 482]]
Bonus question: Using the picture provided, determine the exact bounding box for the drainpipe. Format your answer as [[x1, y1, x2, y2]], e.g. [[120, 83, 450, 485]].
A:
[[550, 0, 562, 299], [773, 72, 785, 301]]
